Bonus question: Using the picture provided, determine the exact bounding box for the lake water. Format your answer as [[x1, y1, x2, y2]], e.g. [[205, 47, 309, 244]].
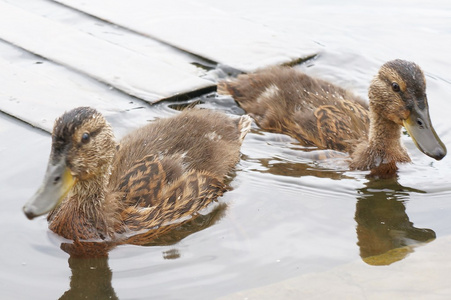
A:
[[1, 0, 451, 299]]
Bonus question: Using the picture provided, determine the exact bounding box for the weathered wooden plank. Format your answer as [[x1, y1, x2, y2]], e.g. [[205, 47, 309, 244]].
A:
[[52, 0, 319, 72], [8, 0, 212, 76], [0, 41, 168, 136], [0, 1, 214, 103]]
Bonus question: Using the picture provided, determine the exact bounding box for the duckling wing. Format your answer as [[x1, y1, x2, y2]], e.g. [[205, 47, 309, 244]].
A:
[[314, 100, 369, 152], [115, 153, 227, 238], [116, 154, 167, 208], [219, 67, 370, 152], [121, 169, 227, 243]]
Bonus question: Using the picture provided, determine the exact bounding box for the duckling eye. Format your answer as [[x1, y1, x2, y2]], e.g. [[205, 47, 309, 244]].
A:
[[391, 82, 401, 92], [81, 132, 90, 144]]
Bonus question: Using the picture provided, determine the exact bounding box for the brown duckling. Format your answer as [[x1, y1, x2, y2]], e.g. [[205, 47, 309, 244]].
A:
[[218, 59, 446, 177], [23, 108, 251, 246]]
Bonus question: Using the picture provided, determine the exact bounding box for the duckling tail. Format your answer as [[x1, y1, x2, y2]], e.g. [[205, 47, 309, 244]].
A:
[[217, 81, 231, 95], [238, 115, 252, 142]]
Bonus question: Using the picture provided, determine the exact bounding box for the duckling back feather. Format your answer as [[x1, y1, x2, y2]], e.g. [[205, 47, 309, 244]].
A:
[[218, 67, 369, 152]]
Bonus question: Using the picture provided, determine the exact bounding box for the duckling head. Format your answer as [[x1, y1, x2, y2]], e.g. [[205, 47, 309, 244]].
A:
[[23, 107, 116, 219], [368, 59, 446, 160]]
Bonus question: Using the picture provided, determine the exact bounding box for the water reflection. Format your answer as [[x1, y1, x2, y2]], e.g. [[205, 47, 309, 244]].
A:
[[58, 202, 227, 257], [144, 203, 227, 247], [355, 178, 436, 265], [255, 157, 348, 179], [57, 203, 226, 299], [59, 256, 118, 300], [247, 144, 437, 266]]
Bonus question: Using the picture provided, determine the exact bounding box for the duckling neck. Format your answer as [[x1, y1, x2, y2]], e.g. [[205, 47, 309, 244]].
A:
[[367, 111, 404, 152], [71, 175, 108, 211], [350, 110, 410, 174], [49, 170, 120, 241]]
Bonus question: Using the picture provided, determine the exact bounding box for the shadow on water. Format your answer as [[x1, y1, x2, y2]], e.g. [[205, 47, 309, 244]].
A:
[[57, 203, 227, 300], [355, 177, 436, 266]]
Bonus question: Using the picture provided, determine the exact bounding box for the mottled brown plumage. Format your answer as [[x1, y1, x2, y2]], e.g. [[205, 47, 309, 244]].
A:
[[218, 59, 446, 177], [24, 108, 251, 255]]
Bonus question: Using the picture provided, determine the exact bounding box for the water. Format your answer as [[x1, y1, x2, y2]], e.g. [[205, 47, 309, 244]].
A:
[[1, 1, 451, 299]]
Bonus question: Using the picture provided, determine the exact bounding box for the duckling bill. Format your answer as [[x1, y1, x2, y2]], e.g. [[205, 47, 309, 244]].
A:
[[218, 59, 446, 177], [23, 108, 251, 245]]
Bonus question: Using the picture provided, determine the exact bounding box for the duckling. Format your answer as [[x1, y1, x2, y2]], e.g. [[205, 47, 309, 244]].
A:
[[218, 59, 446, 177], [23, 108, 251, 245]]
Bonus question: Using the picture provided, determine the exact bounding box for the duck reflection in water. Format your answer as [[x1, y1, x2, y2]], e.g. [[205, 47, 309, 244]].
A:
[[59, 256, 117, 300], [58, 203, 226, 300], [355, 178, 435, 265]]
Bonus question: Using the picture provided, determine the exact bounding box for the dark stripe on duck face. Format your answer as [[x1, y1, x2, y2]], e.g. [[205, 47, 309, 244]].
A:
[[385, 60, 427, 110], [51, 107, 99, 161]]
